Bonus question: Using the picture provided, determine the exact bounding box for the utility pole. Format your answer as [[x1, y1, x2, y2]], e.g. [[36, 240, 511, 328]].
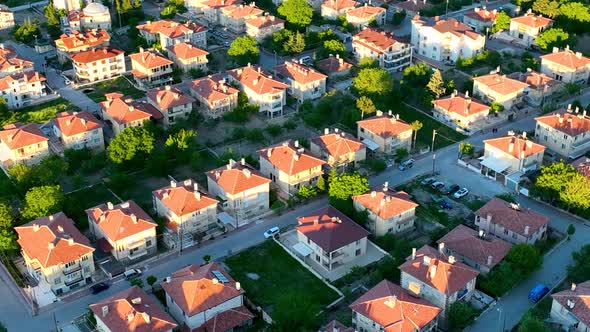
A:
[[431, 129, 437, 174], [445, 0, 449, 18]]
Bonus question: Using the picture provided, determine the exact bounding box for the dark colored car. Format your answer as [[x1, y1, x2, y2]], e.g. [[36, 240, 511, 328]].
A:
[[445, 185, 461, 195], [91, 282, 110, 294], [440, 200, 453, 209]]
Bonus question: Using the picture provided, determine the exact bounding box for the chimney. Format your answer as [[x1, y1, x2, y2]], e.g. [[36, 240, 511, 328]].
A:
[[411, 248, 416, 260], [324, 128, 330, 135], [383, 181, 389, 192], [267, 148, 272, 157], [130, 214, 138, 224], [384, 296, 397, 308], [127, 312, 134, 322], [141, 312, 150, 324], [171, 180, 177, 187], [236, 282, 241, 290], [576, 52, 582, 59], [212, 278, 218, 284], [487, 255, 493, 266], [240, 158, 245, 165], [33, 224, 40, 232], [68, 238, 74, 246], [479, 229, 484, 237], [294, 140, 299, 148], [193, 183, 199, 192], [371, 191, 376, 198], [552, 47, 559, 54], [242, 169, 251, 178], [131, 297, 142, 305], [448, 256, 456, 264], [48, 242, 55, 250], [508, 142, 514, 153], [165, 85, 171, 91], [524, 225, 530, 235], [429, 265, 437, 279], [107, 202, 114, 210], [423, 255, 431, 266], [376, 110, 383, 116], [572, 283, 577, 291], [102, 305, 108, 317], [438, 242, 444, 254], [194, 192, 201, 200]]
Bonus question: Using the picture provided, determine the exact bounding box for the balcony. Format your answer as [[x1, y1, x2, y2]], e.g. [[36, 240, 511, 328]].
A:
[[64, 274, 83, 286], [63, 263, 82, 275]]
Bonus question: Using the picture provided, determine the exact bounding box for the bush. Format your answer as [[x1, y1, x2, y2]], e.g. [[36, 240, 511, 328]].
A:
[[448, 302, 479, 331], [495, 193, 516, 203], [366, 159, 386, 173], [265, 124, 283, 137]]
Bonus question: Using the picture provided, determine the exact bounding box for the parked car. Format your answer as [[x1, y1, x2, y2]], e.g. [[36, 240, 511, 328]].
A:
[[398, 159, 415, 171], [264, 226, 280, 239], [90, 282, 110, 294], [440, 200, 453, 209], [529, 284, 550, 303], [421, 177, 436, 185], [453, 188, 469, 199], [431, 181, 445, 190], [299, 55, 312, 64], [124, 268, 142, 280], [444, 185, 460, 195]]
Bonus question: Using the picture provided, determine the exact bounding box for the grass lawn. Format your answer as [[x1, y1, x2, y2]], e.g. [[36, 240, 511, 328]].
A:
[[396, 104, 466, 149], [63, 183, 121, 230], [85, 76, 144, 103], [106, 170, 170, 212], [224, 241, 340, 310], [0, 98, 78, 127]]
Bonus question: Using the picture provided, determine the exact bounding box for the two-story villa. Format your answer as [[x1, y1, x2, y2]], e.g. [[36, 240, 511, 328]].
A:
[[535, 108, 590, 158], [321, 0, 359, 20], [55, 29, 110, 64], [201, 0, 242, 25], [99, 92, 162, 135], [481, 133, 546, 177], [357, 110, 413, 155], [473, 72, 530, 110], [137, 20, 208, 49], [346, 4, 386, 28], [540, 46, 590, 85], [432, 91, 490, 133], [509, 10, 553, 47], [245, 14, 285, 41], [52, 111, 104, 151], [274, 61, 327, 102], [352, 28, 412, 73], [129, 49, 174, 89], [462, 7, 498, 32], [0, 6, 15, 31], [190, 75, 239, 118], [550, 282, 590, 332], [0, 44, 34, 77], [0, 122, 49, 166], [507, 69, 562, 107], [311, 128, 367, 170], [317, 54, 353, 78], [167, 42, 209, 73], [146, 85, 196, 127], [71, 46, 125, 83], [0, 71, 47, 109], [220, 3, 263, 33]]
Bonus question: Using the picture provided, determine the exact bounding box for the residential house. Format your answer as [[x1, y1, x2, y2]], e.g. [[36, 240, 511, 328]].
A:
[[220, 3, 263, 33], [550, 282, 590, 332], [350, 280, 441, 332], [71, 46, 125, 83], [245, 14, 285, 41], [411, 16, 485, 63], [346, 4, 386, 28], [190, 75, 239, 118], [317, 54, 353, 78], [162, 262, 254, 331], [509, 10, 553, 47], [0, 44, 34, 77], [129, 49, 174, 89], [0, 6, 15, 30], [400, 245, 479, 314], [167, 42, 208, 73], [474, 197, 549, 245], [481, 132, 546, 176], [51, 111, 104, 151], [99, 92, 162, 135], [572, 156, 590, 178], [67, 2, 112, 30], [535, 108, 590, 158], [153, 179, 219, 249], [258, 140, 325, 197], [352, 184, 418, 236], [202, 0, 242, 26], [320, 320, 355, 332], [392, 0, 429, 18], [297, 206, 370, 271], [540, 46, 590, 84], [473, 72, 529, 109], [137, 20, 208, 49], [437, 224, 512, 273], [54, 0, 80, 11], [55, 29, 110, 64], [462, 7, 499, 32], [311, 128, 366, 170], [146, 85, 196, 127], [15, 213, 95, 295], [356, 110, 413, 155], [432, 91, 490, 133], [90, 286, 177, 332], [0, 123, 49, 166], [227, 65, 289, 118], [321, 0, 359, 20], [508, 69, 562, 106], [86, 201, 158, 263], [352, 28, 412, 73], [0, 71, 47, 109], [274, 61, 327, 102]]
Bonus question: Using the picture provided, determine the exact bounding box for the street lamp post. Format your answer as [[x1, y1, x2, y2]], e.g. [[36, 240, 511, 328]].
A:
[[431, 129, 437, 174]]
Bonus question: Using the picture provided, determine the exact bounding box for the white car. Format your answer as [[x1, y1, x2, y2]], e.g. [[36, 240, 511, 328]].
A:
[[264, 226, 280, 239], [453, 188, 469, 199], [124, 268, 142, 279]]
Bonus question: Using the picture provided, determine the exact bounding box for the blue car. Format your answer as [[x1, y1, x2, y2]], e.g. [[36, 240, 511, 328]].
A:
[[440, 200, 453, 209], [528, 284, 549, 303]]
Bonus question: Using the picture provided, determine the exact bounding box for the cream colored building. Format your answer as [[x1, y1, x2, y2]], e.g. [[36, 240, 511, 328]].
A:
[[508, 69, 562, 107], [535, 108, 590, 159], [310, 128, 366, 170], [321, 0, 359, 20], [206, 159, 272, 222], [258, 140, 325, 197], [346, 4, 386, 28], [0, 6, 15, 30], [509, 11, 553, 47], [274, 61, 327, 102], [71, 47, 125, 83], [540, 47, 590, 85], [190, 75, 239, 118], [146, 85, 196, 127], [52, 111, 104, 151], [0, 44, 34, 77], [352, 28, 412, 73], [220, 3, 263, 33], [55, 29, 110, 64], [462, 7, 498, 32], [473, 72, 529, 110], [167, 42, 208, 73], [201, 0, 242, 26], [99, 92, 160, 135], [137, 20, 208, 49], [54, 0, 80, 12], [357, 110, 413, 155], [68, 2, 112, 31], [86, 201, 157, 263], [0, 71, 47, 109], [15, 213, 95, 295], [245, 14, 285, 41], [550, 282, 590, 332], [432, 91, 490, 133], [0, 123, 49, 167], [129, 49, 174, 89], [482, 133, 546, 176]]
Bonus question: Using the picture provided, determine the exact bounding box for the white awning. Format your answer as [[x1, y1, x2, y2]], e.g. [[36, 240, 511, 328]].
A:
[[362, 138, 380, 151], [480, 156, 511, 173], [218, 212, 236, 225], [293, 242, 314, 257]]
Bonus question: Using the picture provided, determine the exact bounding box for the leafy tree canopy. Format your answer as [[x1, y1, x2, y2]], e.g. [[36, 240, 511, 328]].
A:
[[22, 185, 64, 220], [107, 126, 155, 164], [491, 11, 510, 33], [536, 28, 573, 50], [532, 161, 577, 201], [427, 69, 446, 98], [506, 243, 543, 274], [228, 36, 259, 66], [353, 68, 392, 96], [402, 63, 432, 87], [277, 0, 313, 30]]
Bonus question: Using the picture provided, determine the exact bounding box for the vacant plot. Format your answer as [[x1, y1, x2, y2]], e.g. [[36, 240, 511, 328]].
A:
[[85, 76, 144, 103], [0, 98, 78, 127], [224, 241, 340, 310], [63, 183, 121, 230]]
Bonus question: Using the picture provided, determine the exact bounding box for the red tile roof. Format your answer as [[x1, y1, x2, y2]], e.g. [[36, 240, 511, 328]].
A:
[[274, 61, 327, 85], [201, 0, 241, 8], [228, 65, 289, 95], [71, 46, 124, 63], [322, 0, 359, 11], [161, 262, 244, 317], [437, 224, 512, 270], [510, 12, 553, 28], [0, 70, 46, 91], [52, 111, 102, 137], [473, 73, 530, 95], [317, 55, 353, 74], [320, 320, 355, 332], [347, 5, 385, 19], [312, 129, 366, 159], [167, 42, 208, 61], [541, 49, 590, 70], [137, 20, 207, 38], [190, 76, 239, 103], [129, 50, 173, 70], [100, 93, 162, 124], [153, 179, 218, 217], [353, 189, 418, 220], [221, 3, 263, 18], [483, 134, 545, 159], [258, 140, 325, 176], [433, 92, 490, 117], [535, 110, 590, 137], [86, 201, 156, 241], [350, 280, 441, 332], [146, 85, 195, 111], [357, 112, 413, 138], [193, 306, 254, 332], [395, 0, 429, 12], [0, 123, 47, 150], [0, 44, 33, 73], [414, 16, 482, 40], [15, 212, 94, 269], [206, 160, 270, 195], [399, 245, 479, 296], [475, 198, 549, 237], [353, 28, 404, 54], [56, 29, 110, 51], [90, 286, 177, 332], [552, 281, 590, 328], [245, 14, 284, 28], [507, 70, 558, 89], [572, 156, 590, 178], [297, 206, 370, 252], [464, 7, 499, 22]]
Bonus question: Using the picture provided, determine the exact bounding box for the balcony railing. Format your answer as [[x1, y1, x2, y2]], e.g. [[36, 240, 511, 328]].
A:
[[64, 275, 83, 286], [63, 264, 82, 275]]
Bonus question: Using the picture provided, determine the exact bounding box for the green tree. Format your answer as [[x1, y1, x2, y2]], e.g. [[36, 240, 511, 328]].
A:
[[395, 148, 409, 162], [329, 172, 369, 214], [44, 1, 61, 37], [202, 254, 211, 263], [277, 0, 313, 30], [506, 244, 542, 274], [12, 18, 40, 44], [567, 224, 576, 238], [459, 142, 474, 157], [535, 28, 572, 51], [146, 275, 157, 289], [402, 63, 432, 87], [297, 185, 318, 199], [353, 68, 392, 95], [22, 185, 64, 220], [491, 11, 510, 33], [160, 5, 177, 18], [319, 39, 346, 58], [517, 314, 551, 332], [356, 96, 376, 118], [560, 173, 590, 210], [489, 102, 504, 113], [107, 126, 155, 164], [130, 278, 144, 288], [448, 302, 478, 331], [0, 228, 17, 252], [165, 128, 195, 152], [564, 82, 582, 95], [284, 31, 305, 54], [532, 161, 577, 202], [272, 291, 320, 331], [427, 69, 446, 98], [357, 57, 379, 69], [568, 245, 590, 282], [316, 175, 326, 192], [410, 120, 422, 149], [532, 0, 561, 18], [0, 202, 13, 229], [228, 36, 259, 66]]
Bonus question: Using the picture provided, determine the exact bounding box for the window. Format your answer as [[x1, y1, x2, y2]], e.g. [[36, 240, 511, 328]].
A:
[[54, 277, 61, 285], [146, 239, 152, 247], [504, 229, 509, 235], [355, 249, 361, 256], [512, 233, 517, 239], [356, 240, 361, 246]]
